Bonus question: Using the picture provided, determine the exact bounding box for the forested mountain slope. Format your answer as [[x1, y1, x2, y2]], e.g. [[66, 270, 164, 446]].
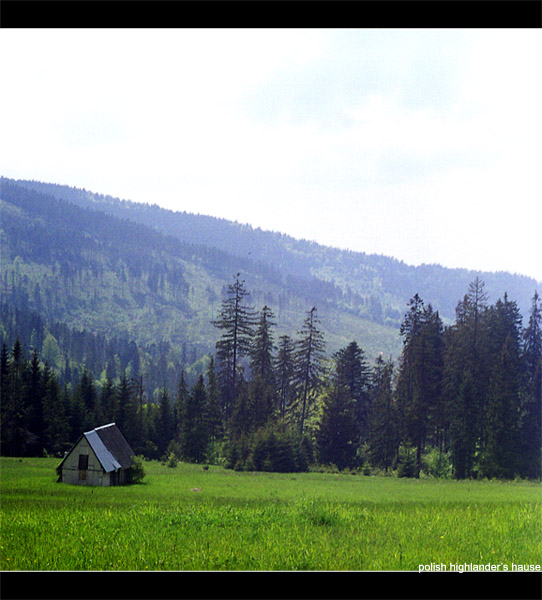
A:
[[2, 178, 540, 479], [1, 176, 539, 384], [0, 178, 402, 377], [9, 177, 539, 324]]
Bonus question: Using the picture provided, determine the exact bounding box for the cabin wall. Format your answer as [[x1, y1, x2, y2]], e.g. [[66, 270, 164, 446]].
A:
[[61, 438, 109, 486]]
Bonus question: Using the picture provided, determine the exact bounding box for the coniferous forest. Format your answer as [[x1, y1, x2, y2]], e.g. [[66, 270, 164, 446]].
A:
[[1, 178, 541, 480], [2, 274, 540, 480]]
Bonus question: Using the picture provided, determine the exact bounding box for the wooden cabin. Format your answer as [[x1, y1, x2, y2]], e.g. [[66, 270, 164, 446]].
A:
[[57, 423, 134, 486]]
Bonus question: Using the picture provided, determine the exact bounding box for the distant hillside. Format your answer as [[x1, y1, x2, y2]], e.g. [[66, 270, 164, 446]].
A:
[[9, 178, 539, 324], [0, 178, 402, 371], [1, 177, 539, 380]]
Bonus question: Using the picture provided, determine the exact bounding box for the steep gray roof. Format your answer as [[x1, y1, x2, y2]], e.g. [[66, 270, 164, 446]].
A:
[[58, 423, 134, 473], [89, 423, 134, 471]]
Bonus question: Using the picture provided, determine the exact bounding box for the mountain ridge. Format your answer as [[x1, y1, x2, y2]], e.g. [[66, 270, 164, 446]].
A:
[[0, 178, 402, 364], [6, 177, 539, 319], [1, 177, 539, 377]]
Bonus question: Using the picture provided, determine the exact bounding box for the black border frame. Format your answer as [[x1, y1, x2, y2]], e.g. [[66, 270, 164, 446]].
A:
[[1, 1, 541, 29]]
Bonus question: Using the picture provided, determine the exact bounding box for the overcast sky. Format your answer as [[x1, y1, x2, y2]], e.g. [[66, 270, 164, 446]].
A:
[[1, 29, 541, 282]]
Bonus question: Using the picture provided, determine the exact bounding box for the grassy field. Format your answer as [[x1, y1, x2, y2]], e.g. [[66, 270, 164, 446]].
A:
[[1, 457, 540, 571]]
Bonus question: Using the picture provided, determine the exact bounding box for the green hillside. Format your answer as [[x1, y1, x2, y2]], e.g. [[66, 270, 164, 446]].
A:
[[10, 177, 540, 323], [1, 176, 539, 381], [0, 178, 402, 374]]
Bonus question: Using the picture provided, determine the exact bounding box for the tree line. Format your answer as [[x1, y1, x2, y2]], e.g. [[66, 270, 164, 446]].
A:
[[1, 276, 540, 479], [0, 302, 208, 403]]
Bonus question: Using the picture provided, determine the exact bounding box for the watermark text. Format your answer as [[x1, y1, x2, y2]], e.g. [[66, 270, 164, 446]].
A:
[[418, 562, 541, 573]]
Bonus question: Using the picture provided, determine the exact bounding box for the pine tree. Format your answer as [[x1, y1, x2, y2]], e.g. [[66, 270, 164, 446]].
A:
[[520, 291, 542, 478], [99, 377, 117, 424], [293, 307, 326, 435], [178, 374, 209, 463], [396, 297, 444, 477], [458, 277, 491, 445], [396, 295, 424, 450], [421, 307, 446, 454], [456, 277, 489, 342], [333, 341, 372, 441], [76, 366, 97, 430], [205, 356, 223, 444], [42, 366, 70, 456], [0, 343, 12, 455], [250, 305, 276, 387], [444, 279, 490, 478], [23, 349, 44, 454], [481, 336, 521, 478], [1, 342, 9, 378], [275, 334, 296, 421], [367, 356, 398, 472], [229, 380, 252, 442], [480, 294, 523, 478], [173, 370, 189, 434], [133, 375, 146, 452], [317, 383, 358, 469], [211, 275, 257, 422], [248, 375, 275, 432], [1, 339, 26, 455], [248, 305, 277, 431], [156, 386, 175, 458], [116, 371, 140, 448]]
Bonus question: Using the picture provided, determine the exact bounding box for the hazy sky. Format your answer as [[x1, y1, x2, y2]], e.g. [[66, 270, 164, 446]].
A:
[[1, 29, 541, 282]]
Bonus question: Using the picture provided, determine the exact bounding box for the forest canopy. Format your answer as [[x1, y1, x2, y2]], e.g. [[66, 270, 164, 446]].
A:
[[1, 178, 540, 479], [2, 277, 540, 480]]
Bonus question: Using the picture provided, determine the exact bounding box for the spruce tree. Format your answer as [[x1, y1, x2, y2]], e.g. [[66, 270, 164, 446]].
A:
[[173, 371, 189, 434], [367, 356, 398, 472], [42, 366, 70, 456], [226, 380, 252, 469], [23, 350, 44, 454], [458, 277, 491, 445], [250, 305, 276, 387], [444, 279, 489, 478], [396, 295, 424, 450], [480, 294, 523, 478], [76, 366, 97, 430], [248, 375, 275, 432], [449, 370, 478, 479], [481, 336, 521, 478], [396, 297, 444, 477], [275, 334, 296, 421], [317, 383, 358, 470], [229, 379, 252, 441], [0, 344, 10, 401], [178, 374, 209, 463], [1, 339, 26, 455], [156, 387, 174, 458], [333, 341, 372, 441], [520, 291, 542, 478], [293, 307, 326, 435], [211, 275, 257, 422], [205, 356, 223, 445], [99, 377, 117, 424], [0, 344, 10, 453], [421, 306, 446, 454], [248, 305, 277, 431], [116, 371, 140, 448]]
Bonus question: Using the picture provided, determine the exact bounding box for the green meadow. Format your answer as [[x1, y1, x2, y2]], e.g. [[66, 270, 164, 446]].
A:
[[1, 457, 540, 571]]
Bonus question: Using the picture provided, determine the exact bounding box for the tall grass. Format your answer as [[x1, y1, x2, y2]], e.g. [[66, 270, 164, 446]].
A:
[[1, 458, 540, 571]]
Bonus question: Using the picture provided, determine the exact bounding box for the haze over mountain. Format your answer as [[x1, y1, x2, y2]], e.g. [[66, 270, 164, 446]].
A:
[[1, 177, 540, 388]]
